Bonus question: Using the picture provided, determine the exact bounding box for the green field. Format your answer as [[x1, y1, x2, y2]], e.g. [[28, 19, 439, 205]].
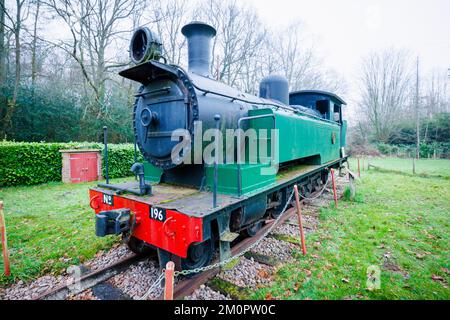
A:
[[253, 158, 450, 300], [349, 157, 450, 179], [0, 179, 126, 286]]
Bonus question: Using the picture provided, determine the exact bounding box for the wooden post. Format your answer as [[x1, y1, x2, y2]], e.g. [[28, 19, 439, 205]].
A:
[[0, 201, 11, 277], [412, 156, 416, 175], [357, 158, 361, 177], [293, 185, 307, 255], [330, 169, 338, 208], [164, 261, 175, 300]]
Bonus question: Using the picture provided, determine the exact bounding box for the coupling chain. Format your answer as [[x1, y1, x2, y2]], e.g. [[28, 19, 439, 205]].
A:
[[173, 189, 295, 277]]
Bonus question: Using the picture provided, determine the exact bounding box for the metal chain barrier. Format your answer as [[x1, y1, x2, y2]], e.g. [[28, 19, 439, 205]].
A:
[[298, 170, 331, 200], [138, 168, 334, 299], [173, 189, 295, 278], [138, 272, 165, 300]]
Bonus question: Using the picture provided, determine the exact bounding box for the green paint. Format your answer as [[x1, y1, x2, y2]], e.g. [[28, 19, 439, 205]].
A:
[[143, 161, 163, 183], [341, 120, 348, 147], [249, 108, 341, 165], [205, 163, 276, 196]]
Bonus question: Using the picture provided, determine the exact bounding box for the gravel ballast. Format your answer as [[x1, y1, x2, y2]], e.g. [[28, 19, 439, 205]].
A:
[[108, 259, 163, 300], [218, 257, 274, 289], [1, 244, 133, 300], [185, 284, 231, 300], [251, 237, 297, 262]]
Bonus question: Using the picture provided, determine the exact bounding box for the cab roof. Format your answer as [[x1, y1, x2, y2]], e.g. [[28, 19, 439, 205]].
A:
[[289, 90, 346, 106]]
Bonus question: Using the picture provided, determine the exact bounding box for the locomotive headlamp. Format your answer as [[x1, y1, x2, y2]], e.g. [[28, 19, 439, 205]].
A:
[[129, 27, 163, 64]]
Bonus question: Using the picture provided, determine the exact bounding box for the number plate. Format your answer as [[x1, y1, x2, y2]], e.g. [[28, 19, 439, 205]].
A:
[[149, 206, 166, 222], [102, 193, 114, 206]]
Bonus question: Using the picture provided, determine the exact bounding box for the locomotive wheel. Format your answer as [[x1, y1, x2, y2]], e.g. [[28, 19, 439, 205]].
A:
[[244, 221, 263, 237], [181, 239, 214, 271], [126, 236, 154, 256]]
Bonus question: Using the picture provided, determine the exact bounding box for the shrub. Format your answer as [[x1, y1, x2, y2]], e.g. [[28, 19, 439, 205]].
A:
[[103, 144, 144, 179], [0, 141, 142, 186]]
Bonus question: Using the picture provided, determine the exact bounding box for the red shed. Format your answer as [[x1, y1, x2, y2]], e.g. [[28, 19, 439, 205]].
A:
[[60, 149, 103, 183]]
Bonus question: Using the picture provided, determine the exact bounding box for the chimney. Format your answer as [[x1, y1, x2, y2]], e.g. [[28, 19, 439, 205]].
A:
[[181, 21, 216, 77]]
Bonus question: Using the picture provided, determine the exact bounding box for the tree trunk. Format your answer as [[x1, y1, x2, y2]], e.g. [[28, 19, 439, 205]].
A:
[[415, 57, 420, 159], [31, 0, 40, 87], [0, 0, 6, 86], [3, 0, 23, 138], [12, 0, 21, 106]]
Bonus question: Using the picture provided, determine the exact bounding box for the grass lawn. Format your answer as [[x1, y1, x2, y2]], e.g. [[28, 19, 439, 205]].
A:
[[252, 160, 450, 299], [1, 158, 449, 299], [348, 156, 450, 179], [0, 178, 130, 286]]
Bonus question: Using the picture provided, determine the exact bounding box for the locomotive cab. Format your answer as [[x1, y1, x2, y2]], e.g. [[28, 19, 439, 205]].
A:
[[289, 90, 347, 152]]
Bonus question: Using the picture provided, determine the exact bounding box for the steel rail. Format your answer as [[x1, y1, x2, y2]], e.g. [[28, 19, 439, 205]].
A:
[[34, 253, 147, 300]]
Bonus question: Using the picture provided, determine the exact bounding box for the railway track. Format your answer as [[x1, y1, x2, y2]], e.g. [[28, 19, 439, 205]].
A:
[[168, 205, 297, 300], [25, 174, 347, 301], [34, 254, 148, 300]]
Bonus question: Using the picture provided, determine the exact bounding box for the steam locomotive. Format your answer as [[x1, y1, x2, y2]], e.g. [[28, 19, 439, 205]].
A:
[[89, 21, 348, 271]]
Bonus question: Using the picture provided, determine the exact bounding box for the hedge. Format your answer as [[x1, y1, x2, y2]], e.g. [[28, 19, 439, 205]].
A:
[[0, 141, 143, 187]]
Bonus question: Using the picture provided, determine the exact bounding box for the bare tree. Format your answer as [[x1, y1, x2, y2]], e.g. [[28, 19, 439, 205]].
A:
[[30, 0, 40, 86], [0, 0, 28, 137], [422, 68, 449, 143], [43, 0, 142, 117], [147, 0, 188, 66], [424, 69, 449, 115], [414, 57, 420, 158], [196, 0, 266, 88], [358, 48, 413, 142], [0, 0, 6, 86]]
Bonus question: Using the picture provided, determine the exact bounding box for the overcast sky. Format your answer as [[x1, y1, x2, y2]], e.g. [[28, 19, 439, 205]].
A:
[[39, 0, 450, 122], [244, 0, 450, 119]]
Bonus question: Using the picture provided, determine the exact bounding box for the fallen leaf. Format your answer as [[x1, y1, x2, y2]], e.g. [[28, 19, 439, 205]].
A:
[[305, 269, 312, 277], [441, 268, 450, 275], [431, 274, 444, 282], [265, 293, 275, 300], [416, 253, 425, 259], [258, 270, 269, 278], [342, 278, 350, 283]]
